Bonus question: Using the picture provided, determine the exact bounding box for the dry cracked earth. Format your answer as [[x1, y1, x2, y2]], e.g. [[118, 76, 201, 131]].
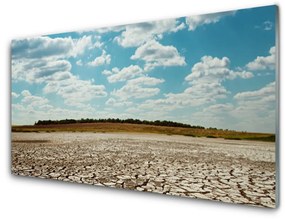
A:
[[12, 132, 276, 208]]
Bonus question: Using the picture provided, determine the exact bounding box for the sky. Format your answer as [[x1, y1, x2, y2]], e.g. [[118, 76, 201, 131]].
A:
[[11, 5, 277, 133]]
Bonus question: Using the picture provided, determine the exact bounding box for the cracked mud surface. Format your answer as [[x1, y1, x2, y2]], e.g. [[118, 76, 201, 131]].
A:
[[12, 132, 276, 208]]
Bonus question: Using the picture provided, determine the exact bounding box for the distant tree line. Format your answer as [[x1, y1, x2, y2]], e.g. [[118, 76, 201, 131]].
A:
[[34, 118, 205, 129]]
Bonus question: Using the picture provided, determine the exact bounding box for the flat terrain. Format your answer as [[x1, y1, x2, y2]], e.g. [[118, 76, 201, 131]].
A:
[[11, 132, 276, 208], [12, 122, 275, 142]]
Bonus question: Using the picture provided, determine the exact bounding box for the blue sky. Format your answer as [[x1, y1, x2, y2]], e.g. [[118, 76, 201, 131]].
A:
[[11, 5, 277, 133]]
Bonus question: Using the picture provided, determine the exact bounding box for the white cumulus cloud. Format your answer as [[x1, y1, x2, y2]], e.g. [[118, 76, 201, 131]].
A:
[[12, 35, 93, 60], [139, 55, 254, 112], [186, 11, 236, 31], [12, 92, 20, 98], [107, 65, 143, 83], [246, 46, 276, 71], [105, 97, 132, 107], [115, 19, 185, 47], [20, 90, 49, 107], [43, 76, 107, 106], [131, 40, 186, 71], [71, 35, 93, 57], [112, 76, 164, 100], [12, 59, 72, 83], [21, 90, 31, 97], [234, 81, 275, 102], [88, 50, 111, 67], [185, 56, 253, 83], [232, 82, 276, 132], [76, 59, 83, 66]]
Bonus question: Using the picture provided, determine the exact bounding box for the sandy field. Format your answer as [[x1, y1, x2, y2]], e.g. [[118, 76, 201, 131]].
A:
[[11, 132, 276, 208]]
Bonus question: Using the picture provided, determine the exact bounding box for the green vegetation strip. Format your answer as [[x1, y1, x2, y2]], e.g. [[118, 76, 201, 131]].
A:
[[12, 119, 275, 142]]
